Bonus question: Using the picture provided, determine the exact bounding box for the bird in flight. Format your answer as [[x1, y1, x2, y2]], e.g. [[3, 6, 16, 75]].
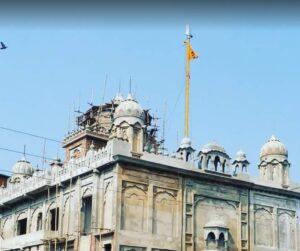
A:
[[0, 42, 7, 50]]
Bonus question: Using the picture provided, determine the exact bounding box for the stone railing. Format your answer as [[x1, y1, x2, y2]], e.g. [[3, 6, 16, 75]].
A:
[[0, 145, 113, 205], [0, 173, 51, 205], [53, 146, 112, 183]]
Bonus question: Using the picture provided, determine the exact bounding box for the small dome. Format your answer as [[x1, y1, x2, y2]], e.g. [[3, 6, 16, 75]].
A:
[[201, 142, 226, 154], [260, 135, 288, 158], [180, 137, 192, 149], [236, 150, 247, 161], [114, 94, 145, 123], [12, 156, 34, 177]]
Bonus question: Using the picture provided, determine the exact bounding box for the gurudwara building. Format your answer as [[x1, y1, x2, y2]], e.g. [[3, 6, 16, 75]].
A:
[[0, 28, 300, 251], [0, 92, 299, 251]]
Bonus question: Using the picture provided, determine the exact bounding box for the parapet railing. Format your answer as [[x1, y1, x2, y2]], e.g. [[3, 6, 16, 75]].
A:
[[0, 174, 51, 205], [0, 146, 112, 205], [53, 147, 112, 183]]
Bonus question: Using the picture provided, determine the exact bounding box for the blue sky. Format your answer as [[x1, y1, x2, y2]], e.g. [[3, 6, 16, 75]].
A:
[[0, 24, 299, 180]]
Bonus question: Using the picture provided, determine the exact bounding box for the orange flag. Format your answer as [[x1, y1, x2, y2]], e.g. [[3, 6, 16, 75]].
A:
[[187, 43, 198, 60]]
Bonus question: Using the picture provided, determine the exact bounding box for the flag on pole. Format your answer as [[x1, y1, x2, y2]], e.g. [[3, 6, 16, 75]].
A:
[[187, 43, 198, 60]]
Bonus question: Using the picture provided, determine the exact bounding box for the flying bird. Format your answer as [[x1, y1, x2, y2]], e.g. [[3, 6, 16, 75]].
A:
[[0, 42, 7, 50]]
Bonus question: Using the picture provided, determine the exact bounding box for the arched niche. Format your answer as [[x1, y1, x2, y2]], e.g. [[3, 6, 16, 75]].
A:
[[62, 195, 75, 235], [121, 184, 147, 232], [153, 190, 177, 237], [30, 207, 43, 232], [254, 208, 273, 247]]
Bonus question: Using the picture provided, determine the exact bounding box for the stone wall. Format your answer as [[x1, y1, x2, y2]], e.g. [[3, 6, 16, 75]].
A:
[[116, 164, 183, 251]]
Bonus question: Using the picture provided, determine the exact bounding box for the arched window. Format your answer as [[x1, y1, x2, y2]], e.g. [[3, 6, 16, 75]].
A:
[[207, 232, 216, 249], [242, 164, 246, 172], [235, 164, 239, 174], [214, 156, 221, 171], [36, 212, 42, 231], [218, 232, 225, 247], [186, 152, 191, 162], [206, 156, 211, 169], [198, 156, 203, 169], [222, 160, 226, 173]]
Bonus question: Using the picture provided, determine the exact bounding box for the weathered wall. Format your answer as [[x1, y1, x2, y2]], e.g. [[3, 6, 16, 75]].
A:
[[116, 164, 183, 251], [250, 191, 299, 251], [0, 166, 118, 251], [1, 161, 300, 251]]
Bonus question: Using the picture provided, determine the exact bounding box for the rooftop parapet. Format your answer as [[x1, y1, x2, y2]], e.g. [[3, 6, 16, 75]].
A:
[[0, 141, 119, 206]]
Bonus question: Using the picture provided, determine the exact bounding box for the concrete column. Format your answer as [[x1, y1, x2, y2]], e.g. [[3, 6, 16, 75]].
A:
[[27, 206, 31, 234], [273, 206, 278, 249], [42, 195, 47, 230], [92, 169, 100, 233], [91, 170, 101, 250], [147, 183, 154, 234], [74, 178, 81, 251], [114, 163, 122, 251], [58, 185, 63, 236]]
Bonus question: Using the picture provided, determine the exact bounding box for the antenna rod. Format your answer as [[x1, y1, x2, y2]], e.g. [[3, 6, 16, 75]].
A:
[[102, 74, 108, 104], [23, 145, 26, 156], [129, 76, 132, 94], [162, 101, 167, 152]]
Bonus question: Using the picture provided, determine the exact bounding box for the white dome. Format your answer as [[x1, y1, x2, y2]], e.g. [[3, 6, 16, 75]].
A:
[[201, 142, 226, 154], [180, 137, 192, 148], [260, 135, 288, 158], [12, 157, 34, 177], [236, 150, 247, 161], [114, 94, 145, 124]]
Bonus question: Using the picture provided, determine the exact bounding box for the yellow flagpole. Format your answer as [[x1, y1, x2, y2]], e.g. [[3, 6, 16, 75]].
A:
[[184, 25, 191, 138]]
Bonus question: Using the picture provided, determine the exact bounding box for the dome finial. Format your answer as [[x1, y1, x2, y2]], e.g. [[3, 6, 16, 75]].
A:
[[270, 135, 277, 141], [21, 144, 27, 161]]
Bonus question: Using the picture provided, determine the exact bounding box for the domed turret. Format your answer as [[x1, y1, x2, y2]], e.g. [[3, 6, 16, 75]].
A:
[[12, 157, 34, 177], [259, 135, 290, 188], [232, 150, 250, 174], [177, 137, 195, 162], [49, 157, 63, 177], [10, 156, 34, 183], [198, 142, 230, 173], [260, 135, 288, 159], [201, 142, 227, 155], [114, 94, 145, 126], [110, 94, 145, 154]]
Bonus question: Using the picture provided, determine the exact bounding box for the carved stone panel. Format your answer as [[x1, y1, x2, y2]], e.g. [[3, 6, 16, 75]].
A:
[[121, 181, 148, 232], [194, 196, 239, 251], [152, 187, 177, 237], [103, 178, 113, 229], [1, 216, 13, 239], [278, 210, 296, 250], [254, 206, 273, 247], [30, 207, 43, 232], [62, 194, 75, 235]]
